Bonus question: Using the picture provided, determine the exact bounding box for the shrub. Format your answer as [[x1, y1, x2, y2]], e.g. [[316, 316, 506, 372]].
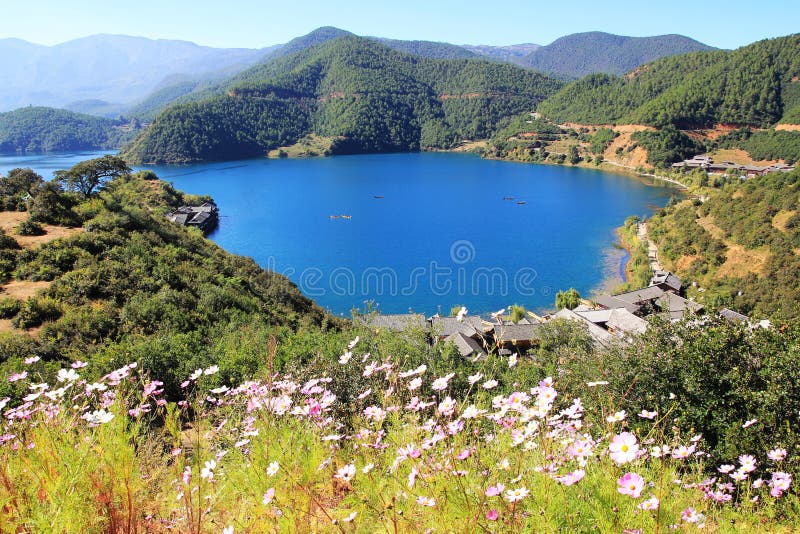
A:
[[0, 297, 21, 319], [15, 218, 45, 236], [12, 296, 62, 329]]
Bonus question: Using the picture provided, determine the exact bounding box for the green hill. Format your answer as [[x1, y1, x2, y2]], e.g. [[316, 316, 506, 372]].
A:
[[0, 159, 334, 397], [520, 32, 715, 78], [0, 107, 138, 151], [123, 36, 563, 163], [537, 34, 800, 128]]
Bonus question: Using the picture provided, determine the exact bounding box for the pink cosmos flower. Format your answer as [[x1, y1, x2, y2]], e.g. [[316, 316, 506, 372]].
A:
[[681, 507, 704, 524], [671, 444, 696, 459], [334, 463, 356, 482], [606, 410, 626, 423], [486, 509, 499, 521], [263, 487, 275, 505], [8, 372, 27, 382], [431, 373, 455, 391], [738, 454, 757, 473], [486, 483, 505, 497], [638, 410, 657, 420], [742, 418, 758, 428], [767, 448, 787, 462], [416, 496, 436, 507], [617, 472, 645, 498], [457, 448, 472, 460], [553, 469, 585, 486], [609, 432, 639, 465], [769, 472, 792, 497], [468, 373, 483, 385], [718, 464, 735, 474], [23, 357, 39, 365], [638, 496, 659, 510]]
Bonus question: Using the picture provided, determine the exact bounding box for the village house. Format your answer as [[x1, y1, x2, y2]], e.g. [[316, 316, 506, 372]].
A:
[[165, 202, 219, 233]]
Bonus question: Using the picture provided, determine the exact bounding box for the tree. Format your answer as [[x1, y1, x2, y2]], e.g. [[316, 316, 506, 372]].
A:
[[55, 155, 131, 197], [509, 304, 527, 324], [1, 168, 43, 197], [568, 145, 582, 165], [555, 288, 581, 310]]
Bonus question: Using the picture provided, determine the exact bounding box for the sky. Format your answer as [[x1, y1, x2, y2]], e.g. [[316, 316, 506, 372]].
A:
[[2, 0, 798, 50]]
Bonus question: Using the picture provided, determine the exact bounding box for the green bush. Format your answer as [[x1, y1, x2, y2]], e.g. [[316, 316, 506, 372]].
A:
[[0, 297, 21, 319], [12, 296, 62, 329], [15, 218, 45, 236]]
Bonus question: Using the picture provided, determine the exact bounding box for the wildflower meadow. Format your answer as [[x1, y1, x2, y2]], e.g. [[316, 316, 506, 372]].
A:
[[1, 331, 798, 533]]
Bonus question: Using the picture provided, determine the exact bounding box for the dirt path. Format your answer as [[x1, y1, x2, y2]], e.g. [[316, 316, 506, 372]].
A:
[[0, 211, 83, 249]]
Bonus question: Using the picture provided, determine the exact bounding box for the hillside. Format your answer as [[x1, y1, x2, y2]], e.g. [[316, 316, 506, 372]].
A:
[[647, 170, 800, 319], [375, 37, 478, 59], [0, 106, 139, 151], [0, 157, 334, 397], [0, 35, 273, 113], [520, 32, 715, 78], [122, 36, 563, 164], [537, 34, 800, 128]]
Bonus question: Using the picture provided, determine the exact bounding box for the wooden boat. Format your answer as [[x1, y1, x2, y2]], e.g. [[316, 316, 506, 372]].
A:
[[329, 215, 340, 219], [373, 195, 385, 199], [516, 201, 526, 205], [341, 215, 352, 219]]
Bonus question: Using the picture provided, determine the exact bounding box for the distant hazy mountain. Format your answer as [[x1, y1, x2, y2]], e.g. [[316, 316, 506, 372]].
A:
[[463, 44, 541, 65], [519, 32, 716, 78], [0, 35, 275, 112]]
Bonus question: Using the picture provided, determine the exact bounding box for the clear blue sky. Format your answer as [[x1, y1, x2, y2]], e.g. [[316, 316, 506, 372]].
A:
[[4, 0, 798, 49]]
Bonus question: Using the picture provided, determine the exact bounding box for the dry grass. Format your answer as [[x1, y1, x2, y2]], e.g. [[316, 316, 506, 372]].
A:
[[776, 124, 800, 131], [716, 245, 770, 279], [676, 255, 699, 270], [449, 140, 489, 152], [772, 210, 796, 233], [0, 211, 83, 249], [1, 280, 51, 300], [603, 129, 650, 169], [697, 215, 726, 240], [707, 148, 776, 166], [732, 190, 745, 199]]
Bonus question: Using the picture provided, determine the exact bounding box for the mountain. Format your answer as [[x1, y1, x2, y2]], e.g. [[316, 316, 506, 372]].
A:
[[0, 35, 274, 112], [463, 44, 541, 65], [537, 34, 800, 128], [0, 106, 138, 151], [122, 35, 563, 164], [375, 38, 478, 60], [519, 32, 715, 78]]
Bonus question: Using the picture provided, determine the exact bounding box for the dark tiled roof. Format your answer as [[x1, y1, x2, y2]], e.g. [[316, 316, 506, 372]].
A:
[[651, 271, 682, 292], [719, 308, 749, 323], [614, 286, 665, 305], [360, 314, 428, 332], [445, 332, 486, 358], [656, 293, 703, 320], [594, 294, 641, 314], [431, 316, 479, 338], [492, 323, 541, 342]]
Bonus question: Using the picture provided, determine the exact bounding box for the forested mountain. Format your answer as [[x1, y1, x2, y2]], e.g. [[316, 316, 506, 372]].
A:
[[374, 38, 478, 60], [122, 36, 563, 164], [537, 34, 800, 127], [0, 35, 274, 113], [0, 107, 138, 151], [519, 32, 715, 78]]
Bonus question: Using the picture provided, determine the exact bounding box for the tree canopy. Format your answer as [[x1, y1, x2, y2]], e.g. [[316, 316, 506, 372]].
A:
[[54, 155, 132, 197]]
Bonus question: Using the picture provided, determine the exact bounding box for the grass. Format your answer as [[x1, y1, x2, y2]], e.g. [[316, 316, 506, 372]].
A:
[[1, 338, 798, 532]]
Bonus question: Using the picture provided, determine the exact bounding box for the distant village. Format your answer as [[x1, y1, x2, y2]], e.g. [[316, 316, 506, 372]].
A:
[[671, 155, 795, 176], [359, 269, 758, 359]]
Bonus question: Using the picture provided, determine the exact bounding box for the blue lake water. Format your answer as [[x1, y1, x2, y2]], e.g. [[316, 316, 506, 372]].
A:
[[0, 151, 674, 316]]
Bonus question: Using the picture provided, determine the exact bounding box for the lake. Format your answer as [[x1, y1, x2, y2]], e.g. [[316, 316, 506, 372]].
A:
[[0, 151, 674, 316]]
